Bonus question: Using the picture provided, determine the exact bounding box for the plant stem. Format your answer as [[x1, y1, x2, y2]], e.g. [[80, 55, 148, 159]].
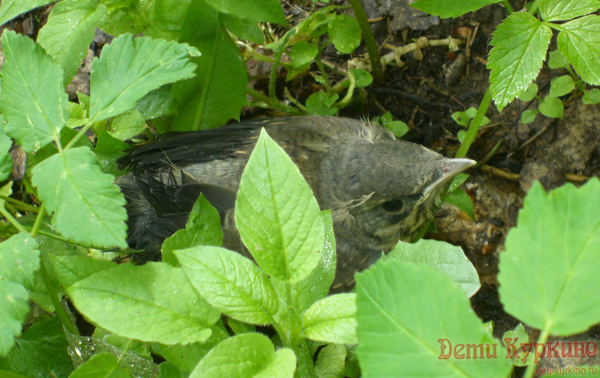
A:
[[528, 0, 543, 14], [64, 122, 93, 150], [502, 0, 513, 13], [523, 327, 550, 378], [0, 195, 39, 213], [0, 205, 27, 234], [315, 52, 333, 95], [334, 70, 356, 109], [246, 87, 304, 115], [456, 89, 492, 158], [31, 203, 45, 238], [347, 0, 384, 84], [270, 48, 285, 103]]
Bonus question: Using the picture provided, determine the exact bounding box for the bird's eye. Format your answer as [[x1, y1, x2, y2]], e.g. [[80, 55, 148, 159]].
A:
[[381, 199, 404, 213]]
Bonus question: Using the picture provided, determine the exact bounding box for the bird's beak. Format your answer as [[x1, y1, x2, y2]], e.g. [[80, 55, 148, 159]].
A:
[[424, 158, 477, 195]]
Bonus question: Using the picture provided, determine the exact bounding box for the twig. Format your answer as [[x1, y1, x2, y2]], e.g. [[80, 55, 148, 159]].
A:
[[507, 118, 556, 158]]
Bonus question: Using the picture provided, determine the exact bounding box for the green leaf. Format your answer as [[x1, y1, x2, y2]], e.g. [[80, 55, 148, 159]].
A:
[[548, 49, 570, 69], [172, 1, 248, 131], [37, 0, 108, 85], [548, 75, 575, 98], [499, 179, 600, 335], [90, 33, 199, 122], [47, 254, 116, 289], [66, 101, 88, 129], [346, 69, 373, 88], [0, 280, 29, 357], [445, 187, 476, 221], [290, 41, 318, 68], [448, 173, 469, 192], [227, 318, 256, 335], [356, 259, 512, 377], [203, 0, 285, 24], [142, 0, 191, 40], [518, 82, 538, 102], [221, 13, 265, 44], [385, 239, 481, 297], [314, 344, 346, 378], [31, 146, 128, 249], [0, 30, 68, 152], [451, 111, 469, 126], [67, 262, 219, 344], [301, 293, 357, 345], [328, 15, 361, 54], [107, 109, 146, 141], [93, 128, 129, 176], [411, 0, 500, 18], [540, 0, 600, 22], [0, 0, 56, 25], [0, 123, 13, 182], [176, 246, 279, 325], [162, 194, 223, 266], [136, 84, 178, 120], [0, 232, 40, 290], [235, 129, 323, 283], [538, 95, 564, 119], [99, 1, 150, 36], [386, 121, 409, 138], [70, 353, 132, 378], [457, 130, 466, 143], [583, 88, 600, 104], [189, 333, 296, 378], [521, 109, 538, 124], [502, 323, 530, 367], [558, 15, 600, 86], [305, 92, 339, 116], [488, 12, 552, 112]]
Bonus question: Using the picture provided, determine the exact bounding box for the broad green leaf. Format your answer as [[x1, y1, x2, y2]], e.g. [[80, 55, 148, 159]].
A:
[[203, 0, 285, 24], [445, 187, 476, 221], [176, 246, 278, 325], [290, 41, 318, 68], [172, 0, 248, 131], [47, 255, 116, 289], [99, 2, 150, 36], [306, 92, 339, 115], [161, 194, 223, 266], [67, 262, 219, 344], [411, 0, 499, 18], [488, 13, 552, 112], [0, 233, 40, 290], [92, 328, 153, 361], [70, 353, 132, 378], [221, 13, 264, 43], [189, 334, 296, 378], [583, 88, 600, 104], [142, 0, 192, 40], [90, 33, 199, 122], [538, 96, 564, 118], [235, 129, 323, 283], [136, 84, 178, 120], [328, 15, 361, 54], [448, 173, 469, 192], [301, 293, 358, 345], [548, 75, 575, 98], [547, 49, 570, 69], [518, 83, 538, 102], [37, 0, 108, 85], [159, 362, 185, 378], [540, 0, 600, 22], [499, 179, 600, 335], [227, 318, 256, 335], [356, 259, 511, 377], [31, 146, 128, 249], [385, 239, 481, 297], [0, 280, 29, 356], [0, 115, 13, 182], [0, 0, 56, 25], [315, 344, 346, 378], [3, 316, 73, 377], [521, 109, 538, 124], [107, 109, 146, 141], [558, 15, 600, 86], [0, 30, 68, 152]]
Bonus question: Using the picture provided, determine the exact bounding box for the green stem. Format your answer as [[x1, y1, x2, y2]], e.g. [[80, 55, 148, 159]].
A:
[[0, 195, 39, 213], [315, 52, 333, 95], [347, 0, 384, 84], [270, 48, 285, 103], [117, 339, 133, 363], [0, 205, 27, 234], [31, 203, 45, 238], [527, 0, 543, 14], [64, 122, 93, 150], [522, 327, 550, 378], [246, 87, 304, 115], [502, 0, 513, 13], [334, 70, 356, 109], [456, 89, 492, 158], [40, 255, 80, 335]]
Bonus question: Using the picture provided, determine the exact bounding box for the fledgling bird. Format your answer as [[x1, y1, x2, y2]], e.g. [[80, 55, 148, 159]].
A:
[[117, 116, 475, 292]]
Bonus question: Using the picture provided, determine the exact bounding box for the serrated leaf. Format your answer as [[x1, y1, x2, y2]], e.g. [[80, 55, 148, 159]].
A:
[[518, 83, 538, 102], [411, 0, 499, 18], [0, 30, 68, 152], [488, 13, 552, 112], [189, 333, 296, 378], [548, 75, 575, 98], [328, 15, 361, 54], [172, 1, 248, 131], [385, 239, 481, 297], [70, 353, 132, 378], [0, 0, 56, 25], [538, 96, 564, 118], [356, 259, 512, 377], [203, 0, 285, 24], [37, 0, 108, 85], [31, 146, 128, 249], [558, 15, 600, 86], [0, 280, 29, 356], [90, 33, 199, 122], [583, 88, 600, 104], [499, 179, 600, 335], [445, 187, 476, 221], [162, 194, 223, 266], [176, 246, 279, 325], [540, 0, 600, 22], [521, 109, 538, 124], [235, 129, 323, 283], [0, 233, 40, 290], [302, 293, 357, 345], [67, 262, 219, 344]]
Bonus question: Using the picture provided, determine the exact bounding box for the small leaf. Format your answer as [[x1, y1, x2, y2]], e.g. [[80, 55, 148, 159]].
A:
[[93, 128, 129, 176], [448, 173, 469, 192], [548, 75, 575, 98], [67, 262, 219, 344], [547, 49, 570, 69], [189, 334, 296, 378], [32, 147, 128, 249], [0, 30, 68, 152], [302, 293, 358, 345], [521, 109, 538, 124], [349, 68, 373, 88], [203, 0, 285, 24], [451, 111, 469, 126], [386, 121, 409, 138], [0, 0, 55, 25], [518, 83, 538, 102], [445, 187, 476, 221], [0, 280, 29, 356], [290, 41, 318, 68], [69, 353, 132, 378], [558, 15, 600, 86], [488, 13, 552, 111], [583, 88, 600, 104], [411, 0, 500, 18], [0, 232, 40, 290], [306, 92, 339, 115], [107, 109, 146, 141], [235, 129, 324, 283], [457, 130, 467, 143], [176, 246, 279, 325], [540, 0, 600, 22], [90, 34, 199, 122], [538, 96, 564, 119], [499, 179, 600, 335], [328, 15, 361, 54]]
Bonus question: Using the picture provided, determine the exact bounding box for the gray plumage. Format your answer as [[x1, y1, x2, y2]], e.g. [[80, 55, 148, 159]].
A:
[[117, 116, 474, 291]]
